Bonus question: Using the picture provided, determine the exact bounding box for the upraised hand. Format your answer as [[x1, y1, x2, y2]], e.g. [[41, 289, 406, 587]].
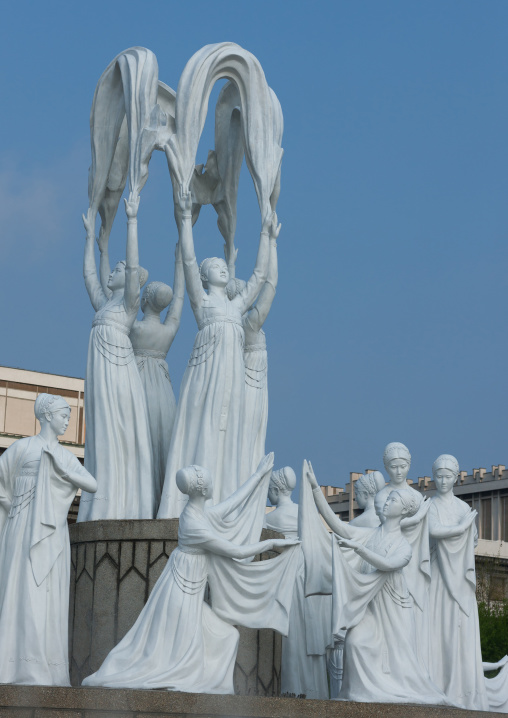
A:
[[96, 226, 108, 253], [269, 211, 281, 241], [460, 509, 478, 531], [124, 192, 140, 219], [305, 460, 320, 491], [82, 208, 95, 239], [177, 183, 193, 216], [256, 452, 275, 478]]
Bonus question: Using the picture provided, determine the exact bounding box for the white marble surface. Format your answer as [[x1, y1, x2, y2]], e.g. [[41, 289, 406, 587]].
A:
[[0, 395, 96, 685], [428, 454, 488, 710], [83, 454, 299, 693], [265, 467, 329, 700], [78, 198, 155, 521]]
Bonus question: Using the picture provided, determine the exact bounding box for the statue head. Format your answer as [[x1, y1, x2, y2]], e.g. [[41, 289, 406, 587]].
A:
[[107, 262, 148, 291], [383, 442, 411, 484], [176, 465, 212, 498], [268, 466, 297, 506], [432, 454, 459, 495], [383, 489, 420, 520], [199, 257, 229, 290], [355, 471, 385, 509], [141, 281, 173, 314], [34, 393, 71, 436]]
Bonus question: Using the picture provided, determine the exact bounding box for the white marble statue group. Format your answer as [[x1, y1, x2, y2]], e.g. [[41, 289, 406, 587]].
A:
[[0, 42, 507, 713]]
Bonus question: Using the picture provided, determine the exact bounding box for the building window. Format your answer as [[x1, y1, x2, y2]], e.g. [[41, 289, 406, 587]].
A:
[[501, 497, 508, 543], [481, 498, 492, 540]]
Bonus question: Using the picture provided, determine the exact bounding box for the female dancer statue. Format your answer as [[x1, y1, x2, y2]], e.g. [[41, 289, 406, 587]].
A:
[[265, 466, 329, 699], [0, 394, 96, 685], [227, 223, 279, 480], [78, 194, 155, 521], [349, 471, 385, 527], [83, 454, 299, 693], [306, 466, 450, 706], [157, 186, 276, 518], [130, 243, 185, 504], [427, 454, 488, 710]]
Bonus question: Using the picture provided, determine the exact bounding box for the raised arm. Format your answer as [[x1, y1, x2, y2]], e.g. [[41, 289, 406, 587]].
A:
[[177, 185, 205, 315], [83, 209, 108, 312], [216, 453, 274, 520], [164, 241, 185, 335], [306, 462, 356, 539], [236, 212, 273, 313], [123, 193, 142, 315], [97, 226, 112, 299], [245, 220, 279, 332]]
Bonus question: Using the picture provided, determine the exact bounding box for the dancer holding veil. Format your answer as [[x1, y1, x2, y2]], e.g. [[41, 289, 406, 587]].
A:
[[158, 186, 278, 518]]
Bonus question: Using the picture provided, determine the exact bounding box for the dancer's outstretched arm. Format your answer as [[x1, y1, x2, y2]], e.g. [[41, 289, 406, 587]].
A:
[[124, 193, 142, 315], [176, 185, 205, 318], [83, 209, 107, 311], [306, 462, 356, 539], [245, 220, 279, 330], [97, 226, 112, 299], [236, 212, 274, 313], [164, 242, 185, 339]]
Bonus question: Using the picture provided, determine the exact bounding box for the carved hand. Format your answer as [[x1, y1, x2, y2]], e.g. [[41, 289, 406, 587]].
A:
[[306, 460, 320, 490], [96, 225, 108, 253], [338, 537, 361, 551], [177, 183, 193, 216], [124, 192, 140, 219], [460, 509, 478, 531], [269, 211, 281, 241], [271, 538, 300, 549], [256, 452, 274, 478], [82, 208, 95, 239]]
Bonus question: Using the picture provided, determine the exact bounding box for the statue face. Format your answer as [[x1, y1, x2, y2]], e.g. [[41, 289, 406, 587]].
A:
[[355, 489, 369, 509], [205, 259, 229, 288], [382, 491, 404, 519], [374, 492, 387, 524], [268, 484, 279, 506], [107, 262, 126, 290], [434, 468, 456, 495], [386, 458, 410, 484], [49, 408, 71, 437]]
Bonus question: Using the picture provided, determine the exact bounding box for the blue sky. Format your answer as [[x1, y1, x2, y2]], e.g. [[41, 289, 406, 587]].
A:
[[1, 1, 507, 486]]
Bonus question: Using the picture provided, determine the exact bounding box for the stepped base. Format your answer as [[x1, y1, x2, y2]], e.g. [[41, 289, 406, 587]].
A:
[[0, 685, 491, 718]]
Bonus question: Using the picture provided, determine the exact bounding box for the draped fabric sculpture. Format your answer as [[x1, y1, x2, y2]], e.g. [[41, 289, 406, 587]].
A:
[[78, 197, 155, 521], [427, 454, 488, 710], [130, 245, 185, 504], [83, 42, 284, 520], [303, 462, 450, 706], [265, 467, 329, 700], [0, 395, 97, 685], [83, 454, 299, 693]]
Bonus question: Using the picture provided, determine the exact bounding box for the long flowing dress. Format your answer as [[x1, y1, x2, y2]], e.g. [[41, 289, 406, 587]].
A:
[[134, 349, 177, 505], [158, 249, 266, 518], [0, 435, 96, 685], [84, 470, 300, 693], [78, 288, 154, 521], [265, 504, 329, 699], [241, 323, 268, 479], [331, 528, 450, 705], [428, 496, 489, 710]]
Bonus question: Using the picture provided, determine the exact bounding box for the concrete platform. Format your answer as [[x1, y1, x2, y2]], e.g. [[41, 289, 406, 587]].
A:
[[0, 685, 493, 718]]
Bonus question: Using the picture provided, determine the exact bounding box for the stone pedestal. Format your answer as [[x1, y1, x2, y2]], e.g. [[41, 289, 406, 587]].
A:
[[0, 685, 490, 718], [68, 520, 282, 696]]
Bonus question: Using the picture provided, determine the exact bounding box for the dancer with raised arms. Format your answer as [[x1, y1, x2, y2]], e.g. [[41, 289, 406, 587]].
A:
[[157, 185, 277, 518]]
